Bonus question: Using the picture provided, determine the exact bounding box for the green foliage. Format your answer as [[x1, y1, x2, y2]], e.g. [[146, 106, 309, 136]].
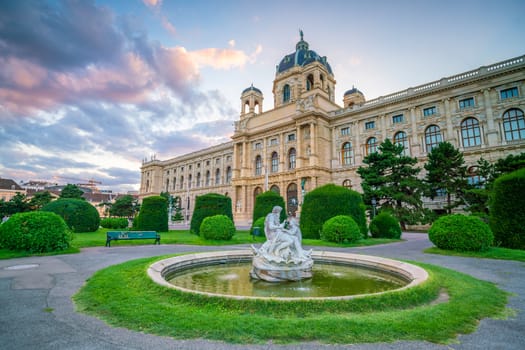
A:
[[0, 211, 71, 252], [109, 195, 137, 218], [133, 196, 168, 232], [200, 215, 235, 240], [429, 214, 493, 252], [100, 217, 129, 229], [321, 215, 362, 243], [463, 188, 490, 217], [0, 193, 31, 216], [490, 168, 525, 249], [251, 191, 286, 228], [28, 191, 53, 210], [300, 184, 366, 239], [424, 142, 468, 214], [251, 216, 266, 236], [59, 184, 85, 200], [370, 212, 402, 239], [42, 198, 100, 233], [190, 193, 233, 235], [357, 139, 425, 228]]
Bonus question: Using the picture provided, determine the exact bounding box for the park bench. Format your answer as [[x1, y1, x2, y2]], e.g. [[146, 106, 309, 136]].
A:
[[105, 231, 160, 247]]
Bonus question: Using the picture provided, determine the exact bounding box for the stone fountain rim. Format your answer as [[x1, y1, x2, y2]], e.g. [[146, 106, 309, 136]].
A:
[[147, 250, 429, 301]]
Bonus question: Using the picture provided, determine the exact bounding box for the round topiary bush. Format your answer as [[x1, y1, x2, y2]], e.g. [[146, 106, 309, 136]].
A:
[[0, 211, 71, 253], [321, 215, 362, 243], [190, 193, 233, 235], [301, 184, 367, 239], [369, 212, 402, 239], [133, 196, 168, 232], [429, 214, 493, 252], [490, 168, 525, 249], [41, 198, 100, 232], [100, 217, 129, 229], [200, 215, 235, 240], [251, 216, 266, 236]]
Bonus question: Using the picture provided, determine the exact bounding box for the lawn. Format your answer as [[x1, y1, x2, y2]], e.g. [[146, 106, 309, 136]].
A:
[[74, 255, 509, 345], [425, 246, 525, 262]]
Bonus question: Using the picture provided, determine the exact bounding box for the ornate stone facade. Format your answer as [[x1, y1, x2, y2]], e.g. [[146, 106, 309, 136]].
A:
[[140, 35, 525, 226]]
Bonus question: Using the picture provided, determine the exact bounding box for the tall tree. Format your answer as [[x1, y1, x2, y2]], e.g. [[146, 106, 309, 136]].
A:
[[29, 191, 53, 210], [3, 193, 31, 215], [357, 139, 425, 228], [424, 141, 468, 214], [109, 195, 137, 218], [59, 184, 85, 200]]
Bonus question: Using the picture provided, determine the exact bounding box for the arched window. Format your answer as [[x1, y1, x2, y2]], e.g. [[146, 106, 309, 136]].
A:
[[271, 152, 279, 173], [205, 170, 210, 186], [172, 177, 176, 190], [283, 84, 290, 103], [467, 166, 483, 188], [270, 185, 280, 194], [342, 179, 352, 189], [461, 117, 482, 147], [254, 187, 263, 204], [188, 174, 192, 189], [502, 108, 525, 141], [243, 101, 249, 114], [341, 142, 353, 165], [394, 131, 409, 155], [180, 176, 184, 189], [320, 74, 325, 89], [215, 169, 220, 185], [366, 137, 377, 155], [165, 178, 169, 191], [425, 125, 442, 152], [255, 155, 262, 175], [226, 166, 232, 183], [196, 173, 201, 187], [288, 148, 296, 169], [306, 74, 314, 91], [287, 183, 298, 214]]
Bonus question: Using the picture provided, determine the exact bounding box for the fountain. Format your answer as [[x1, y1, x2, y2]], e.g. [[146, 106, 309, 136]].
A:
[[148, 207, 428, 300]]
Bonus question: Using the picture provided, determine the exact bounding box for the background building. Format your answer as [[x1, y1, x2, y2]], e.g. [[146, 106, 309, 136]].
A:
[[140, 35, 525, 226]]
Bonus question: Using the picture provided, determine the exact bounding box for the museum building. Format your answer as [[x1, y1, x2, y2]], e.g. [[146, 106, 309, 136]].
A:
[[139, 34, 525, 226]]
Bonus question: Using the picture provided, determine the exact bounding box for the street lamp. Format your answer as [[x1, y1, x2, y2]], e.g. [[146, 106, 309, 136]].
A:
[[371, 197, 377, 219]]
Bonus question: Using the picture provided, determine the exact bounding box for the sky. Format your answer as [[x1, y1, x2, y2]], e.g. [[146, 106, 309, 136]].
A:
[[0, 0, 523, 193]]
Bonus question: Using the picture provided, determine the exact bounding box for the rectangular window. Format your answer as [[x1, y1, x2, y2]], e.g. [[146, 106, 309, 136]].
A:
[[254, 142, 262, 150], [459, 97, 475, 109], [500, 87, 519, 100], [206, 160, 210, 166], [216, 158, 220, 164], [392, 114, 404, 123], [341, 127, 350, 136], [270, 138, 278, 146], [423, 106, 436, 116], [365, 121, 375, 130], [288, 134, 296, 142]]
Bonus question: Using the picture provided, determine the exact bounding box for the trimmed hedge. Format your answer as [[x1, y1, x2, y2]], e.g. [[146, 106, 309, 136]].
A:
[[429, 214, 493, 252], [251, 216, 266, 236], [300, 184, 367, 239], [321, 215, 362, 243], [200, 215, 236, 240], [370, 212, 402, 239], [0, 211, 71, 252], [490, 168, 525, 249], [251, 191, 286, 231], [133, 196, 168, 232], [100, 217, 129, 229], [190, 193, 233, 235], [41, 198, 100, 232]]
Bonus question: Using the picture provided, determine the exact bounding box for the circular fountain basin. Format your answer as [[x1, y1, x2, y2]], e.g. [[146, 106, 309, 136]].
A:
[[148, 250, 428, 301]]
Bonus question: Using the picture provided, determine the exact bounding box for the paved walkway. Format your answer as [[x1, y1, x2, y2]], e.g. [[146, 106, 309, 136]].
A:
[[0, 233, 523, 349]]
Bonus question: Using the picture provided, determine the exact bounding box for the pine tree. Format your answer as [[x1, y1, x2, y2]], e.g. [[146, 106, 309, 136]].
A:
[[357, 139, 425, 229], [424, 141, 468, 214]]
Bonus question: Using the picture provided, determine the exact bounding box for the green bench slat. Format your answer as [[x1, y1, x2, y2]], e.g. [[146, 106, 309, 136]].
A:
[[105, 231, 160, 247]]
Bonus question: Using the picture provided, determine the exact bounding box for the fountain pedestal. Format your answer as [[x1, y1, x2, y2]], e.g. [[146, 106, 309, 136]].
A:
[[250, 255, 313, 282]]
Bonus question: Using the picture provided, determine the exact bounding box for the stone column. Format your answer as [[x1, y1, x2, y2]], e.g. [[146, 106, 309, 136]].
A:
[[353, 121, 361, 165], [410, 107, 420, 157], [296, 124, 303, 168], [483, 88, 499, 146], [310, 122, 317, 166], [444, 98, 455, 144]]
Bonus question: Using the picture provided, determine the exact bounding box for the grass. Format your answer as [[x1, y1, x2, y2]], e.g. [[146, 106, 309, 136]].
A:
[[74, 255, 509, 345], [425, 246, 525, 262], [0, 227, 400, 260]]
